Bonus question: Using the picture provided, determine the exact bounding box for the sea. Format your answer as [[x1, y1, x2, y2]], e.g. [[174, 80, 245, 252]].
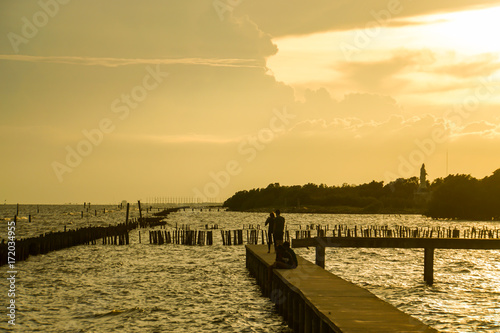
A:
[[1, 204, 499, 332]]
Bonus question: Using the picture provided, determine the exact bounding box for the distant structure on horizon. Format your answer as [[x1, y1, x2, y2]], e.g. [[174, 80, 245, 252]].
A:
[[415, 163, 430, 206], [419, 163, 428, 191]]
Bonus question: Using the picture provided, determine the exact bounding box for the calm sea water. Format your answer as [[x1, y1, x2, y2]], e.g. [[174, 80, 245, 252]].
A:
[[1, 205, 500, 332]]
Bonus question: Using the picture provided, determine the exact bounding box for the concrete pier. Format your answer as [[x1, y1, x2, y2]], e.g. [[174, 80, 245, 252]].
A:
[[246, 244, 438, 333]]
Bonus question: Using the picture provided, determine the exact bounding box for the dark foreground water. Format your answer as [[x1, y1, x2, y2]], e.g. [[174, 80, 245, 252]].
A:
[[1, 205, 500, 332]]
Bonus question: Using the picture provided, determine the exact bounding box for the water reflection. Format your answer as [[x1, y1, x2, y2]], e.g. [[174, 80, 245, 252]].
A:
[[1, 207, 499, 332]]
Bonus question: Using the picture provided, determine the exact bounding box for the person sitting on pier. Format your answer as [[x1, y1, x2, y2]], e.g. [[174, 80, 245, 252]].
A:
[[282, 241, 297, 268], [268, 243, 298, 281], [265, 212, 275, 253], [272, 243, 298, 270], [273, 210, 285, 249]]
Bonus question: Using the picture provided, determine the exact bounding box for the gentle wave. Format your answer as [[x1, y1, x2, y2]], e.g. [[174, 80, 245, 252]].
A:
[[1, 207, 500, 332]]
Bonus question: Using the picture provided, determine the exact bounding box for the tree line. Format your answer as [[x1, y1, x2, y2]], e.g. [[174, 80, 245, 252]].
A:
[[223, 168, 500, 220], [426, 169, 500, 220]]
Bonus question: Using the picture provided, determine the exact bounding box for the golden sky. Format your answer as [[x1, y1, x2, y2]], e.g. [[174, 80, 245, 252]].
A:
[[1, 0, 500, 203]]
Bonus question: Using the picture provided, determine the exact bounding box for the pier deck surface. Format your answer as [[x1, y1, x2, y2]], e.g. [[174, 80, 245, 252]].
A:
[[246, 244, 438, 332]]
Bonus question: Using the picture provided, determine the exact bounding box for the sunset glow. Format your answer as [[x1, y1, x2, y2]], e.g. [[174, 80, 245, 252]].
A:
[[1, 1, 500, 203]]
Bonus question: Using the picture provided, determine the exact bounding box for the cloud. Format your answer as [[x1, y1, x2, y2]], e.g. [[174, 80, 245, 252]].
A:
[[113, 133, 242, 145], [452, 120, 500, 138], [337, 51, 429, 92], [298, 88, 401, 122], [0, 54, 265, 68], [337, 93, 401, 120], [310, 49, 500, 101], [288, 114, 450, 142], [2, 0, 500, 203], [238, 0, 500, 37], [239, 113, 452, 187], [0, 0, 277, 59], [432, 53, 500, 78]]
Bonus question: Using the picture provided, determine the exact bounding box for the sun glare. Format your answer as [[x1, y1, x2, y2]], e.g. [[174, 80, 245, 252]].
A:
[[267, 6, 500, 86], [411, 6, 500, 54]]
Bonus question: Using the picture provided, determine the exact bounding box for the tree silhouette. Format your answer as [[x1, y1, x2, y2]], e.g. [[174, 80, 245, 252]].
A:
[[224, 168, 500, 219]]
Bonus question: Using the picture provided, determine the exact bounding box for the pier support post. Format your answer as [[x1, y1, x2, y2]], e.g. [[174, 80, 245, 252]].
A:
[[298, 298, 305, 333], [304, 306, 312, 333], [424, 247, 434, 285], [315, 244, 325, 268], [292, 293, 299, 331]]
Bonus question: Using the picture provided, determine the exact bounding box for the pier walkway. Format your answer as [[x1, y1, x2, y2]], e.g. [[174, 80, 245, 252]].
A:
[[292, 237, 500, 285], [246, 244, 437, 333]]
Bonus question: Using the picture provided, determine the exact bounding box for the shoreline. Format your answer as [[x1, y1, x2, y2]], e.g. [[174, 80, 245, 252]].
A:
[[226, 205, 423, 215], [226, 206, 500, 221]]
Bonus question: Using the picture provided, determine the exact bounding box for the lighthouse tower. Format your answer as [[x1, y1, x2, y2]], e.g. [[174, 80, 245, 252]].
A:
[[419, 163, 428, 191]]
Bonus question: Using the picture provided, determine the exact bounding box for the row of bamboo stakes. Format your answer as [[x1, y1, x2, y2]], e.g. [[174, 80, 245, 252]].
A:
[[0, 222, 136, 266], [149, 228, 292, 246], [149, 229, 214, 245], [0, 202, 173, 266], [147, 227, 301, 246], [223, 229, 291, 245], [295, 224, 500, 239], [3, 201, 500, 267]]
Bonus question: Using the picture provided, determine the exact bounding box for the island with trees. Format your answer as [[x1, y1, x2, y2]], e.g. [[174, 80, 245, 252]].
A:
[[223, 166, 500, 221]]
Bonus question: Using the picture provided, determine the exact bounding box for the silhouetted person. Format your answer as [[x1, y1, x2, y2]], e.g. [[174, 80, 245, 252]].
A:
[[268, 243, 298, 281], [264, 212, 275, 253], [282, 241, 297, 268], [273, 209, 285, 248]]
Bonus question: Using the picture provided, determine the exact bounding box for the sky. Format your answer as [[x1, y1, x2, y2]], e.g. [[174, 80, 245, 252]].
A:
[[1, 0, 500, 204]]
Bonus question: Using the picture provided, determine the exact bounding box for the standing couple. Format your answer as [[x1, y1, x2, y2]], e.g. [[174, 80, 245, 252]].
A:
[[264, 209, 285, 253], [265, 210, 298, 281]]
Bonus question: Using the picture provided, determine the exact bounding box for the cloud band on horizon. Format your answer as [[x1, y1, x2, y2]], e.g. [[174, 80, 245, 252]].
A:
[[0, 54, 265, 68]]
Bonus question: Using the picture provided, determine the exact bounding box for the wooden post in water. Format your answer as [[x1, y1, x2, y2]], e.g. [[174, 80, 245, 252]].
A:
[[424, 247, 434, 285], [138, 201, 142, 220], [125, 203, 130, 225], [315, 244, 325, 268]]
